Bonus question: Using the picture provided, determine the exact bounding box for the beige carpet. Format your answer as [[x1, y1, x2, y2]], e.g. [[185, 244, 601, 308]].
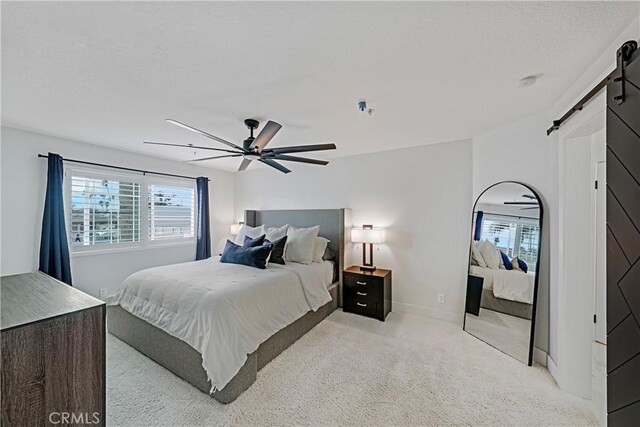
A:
[[107, 310, 598, 426]]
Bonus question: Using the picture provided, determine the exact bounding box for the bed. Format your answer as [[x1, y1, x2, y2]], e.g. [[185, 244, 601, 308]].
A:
[[469, 265, 535, 320], [107, 208, 352, 403]]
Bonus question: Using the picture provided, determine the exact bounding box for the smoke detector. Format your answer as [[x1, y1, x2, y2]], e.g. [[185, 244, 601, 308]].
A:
[[517, 74, 543, 88]]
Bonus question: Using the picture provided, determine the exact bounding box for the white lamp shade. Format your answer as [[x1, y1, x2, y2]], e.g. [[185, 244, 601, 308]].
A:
[[351, 227, 385, 244], [230, 223, 242, 235]]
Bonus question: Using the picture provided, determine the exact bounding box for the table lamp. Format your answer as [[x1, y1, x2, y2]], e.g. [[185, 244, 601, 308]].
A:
[[351, 225, 385, 271]]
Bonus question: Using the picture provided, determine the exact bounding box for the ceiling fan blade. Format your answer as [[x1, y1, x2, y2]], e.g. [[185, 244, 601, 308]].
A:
[[504, 202, 538, 205], [166, 119, 245, 151], [271, 154, 329, 166], [251, 120, 282, 152], [238, 158, 252, 171], [144, 141, 239, 154], [258, 158, 291, 174], [267, 143, 336, 155], [187, 154, 242, 163]]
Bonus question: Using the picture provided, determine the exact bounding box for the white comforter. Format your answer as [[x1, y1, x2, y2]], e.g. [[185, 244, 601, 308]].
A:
[[469, 265, 535, 304], [106, 257, 333, 391]]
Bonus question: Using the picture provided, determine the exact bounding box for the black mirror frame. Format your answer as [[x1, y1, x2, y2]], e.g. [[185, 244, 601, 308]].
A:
[[463, 181, 544, 366]]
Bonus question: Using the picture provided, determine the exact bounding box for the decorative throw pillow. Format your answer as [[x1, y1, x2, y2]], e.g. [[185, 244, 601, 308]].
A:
[[285, 225, 320, 264], [265, 235, 287, 265], [511, 257, 522, 271], [264, 224, 289, 242], [513, 257, 528, 273], [313, 237, 330, 263], [499, 251, 513, 270], [479, 240, 500, 269], [322, 246, 336, 261], [234, 224, 265, 246], [220, 240, 273, 269], [243, 234, 266, 247], [471, 243, 487, 268]]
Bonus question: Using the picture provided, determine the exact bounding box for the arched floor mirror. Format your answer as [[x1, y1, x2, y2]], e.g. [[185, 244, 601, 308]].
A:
[[463, 181, 543, 365]]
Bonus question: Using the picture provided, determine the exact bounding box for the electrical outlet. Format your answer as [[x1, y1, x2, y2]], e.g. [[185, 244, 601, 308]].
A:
[[438, 293, 445, 304], [99, 288, 107, 299]]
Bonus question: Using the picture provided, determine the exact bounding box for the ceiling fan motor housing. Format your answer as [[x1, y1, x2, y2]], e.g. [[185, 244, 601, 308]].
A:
[[243, 119, 259, 150]]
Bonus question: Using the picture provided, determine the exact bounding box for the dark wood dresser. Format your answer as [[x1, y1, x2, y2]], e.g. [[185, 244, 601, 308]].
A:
[[1, 272, 105, 426], [343, 266, 392, 321]]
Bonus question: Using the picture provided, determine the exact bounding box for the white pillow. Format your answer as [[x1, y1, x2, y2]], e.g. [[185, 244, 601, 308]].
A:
[[479, 240, 500, 270], [313, 237, 330, 263], [498, 250, 505, 269], [264, 224, 289, 242], [234, 224, 265, 246], [471, 243, 487, 268], [285, 225, 320, 264]]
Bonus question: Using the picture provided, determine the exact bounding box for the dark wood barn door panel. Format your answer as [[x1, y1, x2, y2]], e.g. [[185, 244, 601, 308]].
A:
[[607, 42, 640, 426]]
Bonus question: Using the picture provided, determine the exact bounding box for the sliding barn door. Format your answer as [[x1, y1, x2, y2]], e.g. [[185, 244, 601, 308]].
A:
[[606, 41, 640, 426]]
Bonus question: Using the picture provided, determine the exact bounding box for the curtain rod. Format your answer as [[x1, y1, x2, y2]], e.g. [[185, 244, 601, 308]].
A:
[[547, 40, 638, 136], [37, 154, 209, 182]]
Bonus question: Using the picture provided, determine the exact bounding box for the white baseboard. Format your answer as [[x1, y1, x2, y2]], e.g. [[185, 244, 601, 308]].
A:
[[547, 354, 560, 385], [392, 301, 463, 324], [534, 347, 548, 367]]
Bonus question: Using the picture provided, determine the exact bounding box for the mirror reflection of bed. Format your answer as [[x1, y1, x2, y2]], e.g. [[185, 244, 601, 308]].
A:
[[463, 182, 542, 365]]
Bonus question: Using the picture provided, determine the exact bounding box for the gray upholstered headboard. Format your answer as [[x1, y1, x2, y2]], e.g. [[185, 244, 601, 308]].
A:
[[244, 209, 352, 288]]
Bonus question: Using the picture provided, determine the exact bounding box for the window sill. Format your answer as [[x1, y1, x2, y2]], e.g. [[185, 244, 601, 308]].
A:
[[70, 240, 195, 258]]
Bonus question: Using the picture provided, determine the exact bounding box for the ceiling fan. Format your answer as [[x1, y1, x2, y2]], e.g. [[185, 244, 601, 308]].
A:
[[504, 194, 539, 210], [144, 118, 336, 174]]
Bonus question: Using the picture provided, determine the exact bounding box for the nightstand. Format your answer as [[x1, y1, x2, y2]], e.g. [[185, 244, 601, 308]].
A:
[[343, 266, 392, 321], [465, 274, 484, 316]]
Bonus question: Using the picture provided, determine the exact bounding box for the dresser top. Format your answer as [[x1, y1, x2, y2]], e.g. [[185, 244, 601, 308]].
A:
[[344, 266, 391, 278], [1, 272, 104, 331]]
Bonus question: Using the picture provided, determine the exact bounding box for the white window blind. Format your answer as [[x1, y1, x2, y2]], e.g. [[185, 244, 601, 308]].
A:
[[479, 214, 539, 263], [517, 222, 540, 265], [70, 175, 141, 246], [480, 218, 518, 257], [148, 183, 195, 241]]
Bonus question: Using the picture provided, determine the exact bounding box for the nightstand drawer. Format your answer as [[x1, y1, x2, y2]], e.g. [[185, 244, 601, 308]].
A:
[[343, 297, 378, 318], [343, 275, 382, 301]]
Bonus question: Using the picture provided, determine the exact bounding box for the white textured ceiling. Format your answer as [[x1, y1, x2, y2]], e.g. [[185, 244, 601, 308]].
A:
[[2, 1, 638, 172]]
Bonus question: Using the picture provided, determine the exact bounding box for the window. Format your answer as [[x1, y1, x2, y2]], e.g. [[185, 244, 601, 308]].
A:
[[148, 183, 195, 242], [480, 218, 518, 257], [479, 214, 540, 265], [69, 175, 142, 248], [66, 169, 196, 253]]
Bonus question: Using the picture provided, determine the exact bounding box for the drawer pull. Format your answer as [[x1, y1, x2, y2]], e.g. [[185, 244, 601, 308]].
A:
[[356, 281, 367, 285], [357, 302, 367, 307], [357, 292, 367, 296]]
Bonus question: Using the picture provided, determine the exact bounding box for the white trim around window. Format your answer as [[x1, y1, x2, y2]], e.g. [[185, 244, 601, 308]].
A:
[[64, 166, 197, 257]]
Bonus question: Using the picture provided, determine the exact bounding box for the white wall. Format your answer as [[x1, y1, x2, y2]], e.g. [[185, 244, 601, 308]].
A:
[[235, 140, 473, 321], [0, 126, 235, 298]]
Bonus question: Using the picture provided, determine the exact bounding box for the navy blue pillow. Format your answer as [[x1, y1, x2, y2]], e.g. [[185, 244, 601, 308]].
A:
[[243, 234, 266, 247], [517, 258, 529, 273], [500, 251, 513, 270], [221, 240, 273, 269], [265, 235, 287, 265]]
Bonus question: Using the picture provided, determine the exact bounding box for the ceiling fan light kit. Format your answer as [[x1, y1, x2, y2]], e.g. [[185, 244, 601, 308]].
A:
[[144, 118, 336, 174]]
